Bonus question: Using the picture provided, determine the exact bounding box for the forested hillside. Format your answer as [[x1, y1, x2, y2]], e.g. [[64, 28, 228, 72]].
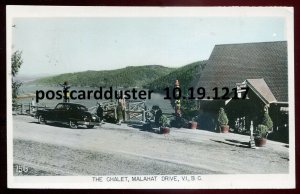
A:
[[33, 65, 174, 88], [32, 61, 207, 93], [146, 61, 207, 93]]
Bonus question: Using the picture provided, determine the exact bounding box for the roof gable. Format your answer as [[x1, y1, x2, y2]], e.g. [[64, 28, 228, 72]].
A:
[[246, 78, 277, 104]]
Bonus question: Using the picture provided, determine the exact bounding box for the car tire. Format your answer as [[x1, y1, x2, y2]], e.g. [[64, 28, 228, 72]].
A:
[[69, 120, 78, 129], [86, 125, 94, 129], [38, 115, 46, 124]]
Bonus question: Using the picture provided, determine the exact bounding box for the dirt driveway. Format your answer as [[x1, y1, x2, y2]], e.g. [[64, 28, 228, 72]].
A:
[[12, 115, 289, 175]]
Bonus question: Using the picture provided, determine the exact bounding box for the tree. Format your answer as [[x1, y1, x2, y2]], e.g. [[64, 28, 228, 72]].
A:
[[262, 111, 273, 130], [12, 50, 23, 104]]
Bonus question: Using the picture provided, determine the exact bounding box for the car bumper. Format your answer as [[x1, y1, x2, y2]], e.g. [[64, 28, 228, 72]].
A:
[[77, 121, 100, 126]]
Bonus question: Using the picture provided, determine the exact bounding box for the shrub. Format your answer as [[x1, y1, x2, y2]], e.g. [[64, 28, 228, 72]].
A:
[[256, 124, 269, 138], [159, 115, 170, 127], [217, 107, 228, 126], [262, 111, 273, 130]]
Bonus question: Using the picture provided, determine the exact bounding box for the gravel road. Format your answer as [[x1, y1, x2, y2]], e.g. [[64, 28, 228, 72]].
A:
[[13, 115, 289, 175]]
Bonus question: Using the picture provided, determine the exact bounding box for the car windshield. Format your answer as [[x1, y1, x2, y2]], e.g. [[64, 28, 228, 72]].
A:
[[55, 104, 87, 111], [55, 104, 65, 110], [75, 105, 88, 111]]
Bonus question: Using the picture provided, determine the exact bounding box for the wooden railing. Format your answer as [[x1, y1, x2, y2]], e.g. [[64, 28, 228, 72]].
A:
[[88, 100, 175, 123], [13, 100, 175, 123], [13, 103, 48, 116]]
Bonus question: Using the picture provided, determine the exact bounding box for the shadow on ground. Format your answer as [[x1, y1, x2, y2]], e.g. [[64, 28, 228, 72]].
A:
[[29, 121, 90, 129], [280, 157, 289, 161], [128, 123, 161, 134], [210, 139, 250, 148]]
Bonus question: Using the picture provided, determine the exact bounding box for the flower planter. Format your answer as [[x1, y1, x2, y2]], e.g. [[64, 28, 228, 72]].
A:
[[160, 127, 170, 134], [189, 121, 198, 129], [220, 125, 229, 133], [254, 137, 267, 147]]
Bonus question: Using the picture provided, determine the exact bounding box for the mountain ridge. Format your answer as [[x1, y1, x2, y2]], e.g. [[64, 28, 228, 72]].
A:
[[31, 61, 207, 92]]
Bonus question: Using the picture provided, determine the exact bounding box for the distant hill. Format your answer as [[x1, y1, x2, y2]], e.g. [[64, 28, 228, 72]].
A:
[[31, 61, 207, 91], [15, 74, 53, 83], [32, 65, 175, 88], [146, 60, 207, 93]]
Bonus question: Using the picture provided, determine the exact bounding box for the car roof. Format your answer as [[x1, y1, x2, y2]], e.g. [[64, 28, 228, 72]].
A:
[[56, 103, 87, 108]]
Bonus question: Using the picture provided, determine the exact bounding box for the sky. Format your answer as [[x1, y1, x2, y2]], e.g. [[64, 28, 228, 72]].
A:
[[12, 17, 286, 76]]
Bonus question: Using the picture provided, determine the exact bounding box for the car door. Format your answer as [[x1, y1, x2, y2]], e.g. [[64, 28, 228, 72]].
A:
[[53, 103, 66, 122], [68, 104, 80, 122], [45, 103, 61, 121], [59, 104, 71, 123]]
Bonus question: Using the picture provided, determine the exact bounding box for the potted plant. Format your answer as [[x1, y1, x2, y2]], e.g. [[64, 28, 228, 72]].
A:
[[182, 109, 198, 129], [189, 116, 198, 129], [217, 107, 229, 133], [254, 124, 269, 147], [159, 115, 170, 134]]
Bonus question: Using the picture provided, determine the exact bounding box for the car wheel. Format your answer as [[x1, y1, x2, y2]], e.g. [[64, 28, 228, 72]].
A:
[[69, 120, 78, 129], [38, 115, 46, 124], [86, 125, 94, 129]]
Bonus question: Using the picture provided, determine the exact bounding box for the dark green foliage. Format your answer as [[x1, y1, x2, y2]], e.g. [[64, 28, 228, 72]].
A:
[[181, 99, 197, 111], [32, 65, 175, 88], [182, 109, 199, 121], [146, 60, 207, 111], [217, 107, 228, 126], [159, 115, 170, 127], [12, 81, 22, 104], [256, 124, 269, 138], [147, 60, 207, 94], [262, 111, 273, 130], [12, 50, 23, 77]]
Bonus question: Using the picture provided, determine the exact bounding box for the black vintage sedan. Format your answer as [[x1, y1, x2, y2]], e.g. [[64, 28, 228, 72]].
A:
[[35, 103, 100, 129]]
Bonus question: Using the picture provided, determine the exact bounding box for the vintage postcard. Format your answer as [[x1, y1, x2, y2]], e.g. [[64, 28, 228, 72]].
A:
[[6, 6, 295, 189]]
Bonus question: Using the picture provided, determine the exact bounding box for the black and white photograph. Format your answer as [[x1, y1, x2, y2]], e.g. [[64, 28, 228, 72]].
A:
[[6, 6, 295, 189]]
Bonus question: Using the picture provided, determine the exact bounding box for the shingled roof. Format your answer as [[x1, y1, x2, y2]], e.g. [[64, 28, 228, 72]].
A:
[[246, 78, 277, 104], [194, 41, 288, 102]]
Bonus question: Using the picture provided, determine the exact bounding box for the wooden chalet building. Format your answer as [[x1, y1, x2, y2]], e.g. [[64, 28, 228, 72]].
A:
[[193, 41, 288, 141]]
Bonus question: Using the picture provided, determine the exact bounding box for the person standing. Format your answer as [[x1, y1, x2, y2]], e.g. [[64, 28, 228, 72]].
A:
[[31, 97, 36, 106], [59, 81, 71, 103], [96, 103, 104, 124], [116, 91, 126, 125], [120, 96, 126, 121], [31, 97, 36, 112]]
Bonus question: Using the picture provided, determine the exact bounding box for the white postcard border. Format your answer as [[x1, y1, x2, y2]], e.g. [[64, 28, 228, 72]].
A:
[[6, 6, 295, 189]]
